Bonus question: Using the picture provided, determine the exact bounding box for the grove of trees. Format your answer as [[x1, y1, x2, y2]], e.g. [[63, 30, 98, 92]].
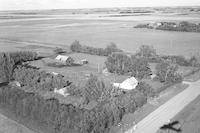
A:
[[105, 52, 131, 74], [0, 65, 155, 133], [70, 40, 122, 56], [130, 56, 152, 79], [155, 60, 182, 83], [0, 51, 38, 82], [135, 21, 200, 33], [105, 53, 152, 79]]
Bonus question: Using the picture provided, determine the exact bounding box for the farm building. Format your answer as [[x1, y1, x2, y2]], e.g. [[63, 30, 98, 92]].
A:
[[113, 77, 138, 90], [54, 87, 70, 97], [55, 55, 74, 65]]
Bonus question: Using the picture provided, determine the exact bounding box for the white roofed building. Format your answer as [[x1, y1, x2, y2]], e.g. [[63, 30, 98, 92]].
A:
[[54, 87, 70, 97], [55, 55, 74, 66], [113, 77, 138, 90]]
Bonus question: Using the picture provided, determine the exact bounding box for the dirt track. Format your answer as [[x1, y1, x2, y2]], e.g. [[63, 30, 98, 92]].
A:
[[126, 80, 200, 133]]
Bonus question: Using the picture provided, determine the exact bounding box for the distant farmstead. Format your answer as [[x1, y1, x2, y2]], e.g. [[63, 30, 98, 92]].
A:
[[55, 55, 74, 65], [113, 77, 138, 90]]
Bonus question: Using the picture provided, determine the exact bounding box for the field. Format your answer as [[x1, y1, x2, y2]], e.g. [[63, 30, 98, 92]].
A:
[[1, 8, 200, 57]]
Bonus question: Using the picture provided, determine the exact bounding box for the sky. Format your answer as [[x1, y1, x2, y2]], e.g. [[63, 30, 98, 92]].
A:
[[0, 0, 200, 10]]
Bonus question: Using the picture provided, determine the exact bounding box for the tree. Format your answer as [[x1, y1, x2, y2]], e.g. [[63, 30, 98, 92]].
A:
[[105, 53, 131, 74], [155, 60, 182, 83], [105, 42, 122, 55], [129, 56, 152, 79], [136, 45, 156, 59], [70, 40, 82, 52], [83, 74, 107, 102], [136, 82, 156, 98], [0, 53, 15, 82]]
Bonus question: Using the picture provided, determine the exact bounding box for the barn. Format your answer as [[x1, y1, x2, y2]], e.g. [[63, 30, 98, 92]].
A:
[[55, 55, 74, 66]]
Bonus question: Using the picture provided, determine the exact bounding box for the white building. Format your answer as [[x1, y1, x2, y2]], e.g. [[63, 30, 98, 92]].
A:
[[113, 77, 138, 90], [55, 55, 74, 65], [54, 87, 70, 97]]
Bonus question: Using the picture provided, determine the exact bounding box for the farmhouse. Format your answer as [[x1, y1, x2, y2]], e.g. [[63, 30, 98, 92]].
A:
[[55, 55, 74, 65], [113, 77, 138, 90], [54, 87, 70, 97]]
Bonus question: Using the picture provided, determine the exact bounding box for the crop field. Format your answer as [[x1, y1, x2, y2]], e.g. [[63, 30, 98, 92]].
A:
[[1, 11, 200, 57]]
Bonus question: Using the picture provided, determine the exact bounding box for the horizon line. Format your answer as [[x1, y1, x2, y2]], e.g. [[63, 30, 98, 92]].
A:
[[0, 5, 200, 12]]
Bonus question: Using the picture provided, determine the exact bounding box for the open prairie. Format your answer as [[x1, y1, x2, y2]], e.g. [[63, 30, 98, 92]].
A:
[[1, 9, 200, 57]]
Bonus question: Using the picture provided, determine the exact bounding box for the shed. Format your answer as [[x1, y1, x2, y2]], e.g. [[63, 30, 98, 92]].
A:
[[55, 55, 74, 65], [80, 59, 88, 64], [113, 77, 138, 90]]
